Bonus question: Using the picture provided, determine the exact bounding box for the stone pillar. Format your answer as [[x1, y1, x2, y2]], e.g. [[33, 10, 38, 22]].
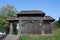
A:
[[9, 23, 13, 35], [18, 20, 22, 36]]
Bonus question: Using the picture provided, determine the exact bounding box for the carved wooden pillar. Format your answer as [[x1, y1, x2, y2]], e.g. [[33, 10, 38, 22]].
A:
[[41, 24, 45, 35], [40, 17, 45, 35], [50, 23, 53, 34], [9, 23, 13, 35], [18, 20, 22, 35]]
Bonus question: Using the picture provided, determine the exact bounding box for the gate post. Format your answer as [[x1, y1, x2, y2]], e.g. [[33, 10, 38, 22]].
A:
[[18, 20, 22, 36], [40, 17, 45, 35], [9, 22, 13, 35]]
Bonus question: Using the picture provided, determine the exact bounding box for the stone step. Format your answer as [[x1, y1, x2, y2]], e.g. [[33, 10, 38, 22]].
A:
[[3, 35, 20, 40]]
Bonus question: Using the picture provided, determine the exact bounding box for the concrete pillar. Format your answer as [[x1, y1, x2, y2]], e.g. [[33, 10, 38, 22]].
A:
[[9, 23, 13, 35], [18, 20, 22, 36]]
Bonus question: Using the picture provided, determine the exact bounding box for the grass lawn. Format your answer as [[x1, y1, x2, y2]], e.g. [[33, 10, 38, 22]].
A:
[[20, 29, 60, 40]]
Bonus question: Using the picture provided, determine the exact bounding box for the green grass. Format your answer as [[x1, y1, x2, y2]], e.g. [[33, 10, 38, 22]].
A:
[[20, 29, 60, 40]]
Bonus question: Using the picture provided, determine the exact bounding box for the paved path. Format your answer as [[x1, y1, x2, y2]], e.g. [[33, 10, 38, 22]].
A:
[[3, 35, 20, 40]]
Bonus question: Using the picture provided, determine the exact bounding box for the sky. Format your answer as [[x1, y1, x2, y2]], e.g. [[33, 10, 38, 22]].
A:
[[0, 0, 60, 20]]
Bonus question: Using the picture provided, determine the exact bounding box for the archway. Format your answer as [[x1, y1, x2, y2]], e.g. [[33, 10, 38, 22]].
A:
[[21, 20, 41, 34]]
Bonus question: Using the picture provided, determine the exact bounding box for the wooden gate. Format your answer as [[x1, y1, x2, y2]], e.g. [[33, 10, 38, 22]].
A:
[[21, 20, 41, 34]]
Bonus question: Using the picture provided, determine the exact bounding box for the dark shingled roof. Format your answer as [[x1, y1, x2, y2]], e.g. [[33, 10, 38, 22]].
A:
[[17, 10, 45, 17], [18, 10, 45, 14], [43, 16, 55, 21]]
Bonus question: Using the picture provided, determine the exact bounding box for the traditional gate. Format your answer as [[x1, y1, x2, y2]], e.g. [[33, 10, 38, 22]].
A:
[[7, 10, 55, 35]]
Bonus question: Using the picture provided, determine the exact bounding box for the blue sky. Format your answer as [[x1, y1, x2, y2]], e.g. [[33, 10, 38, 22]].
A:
[[0, 0, 60, 20]]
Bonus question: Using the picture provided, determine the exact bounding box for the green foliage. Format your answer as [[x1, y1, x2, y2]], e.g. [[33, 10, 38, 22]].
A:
[[0, 5, 17, 17], [13, 23, 18, 35], [34, 20, 41, 26], [53, 17, 60, 30], [20, 35, 52, 40], [22, 20, 41, 26], [22, 20, 30, 26], [20, 29, 60, 40], [56, 17, 60, 27]]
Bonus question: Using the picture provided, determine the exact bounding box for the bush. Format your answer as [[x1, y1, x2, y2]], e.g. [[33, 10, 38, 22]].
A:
[[20, 29, 60, 40]]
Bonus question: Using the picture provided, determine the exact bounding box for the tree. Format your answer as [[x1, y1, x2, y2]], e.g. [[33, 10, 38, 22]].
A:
[[0, 5, 17, 34], [0, 5, 17, 18], [53, 17, 60, 30]]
